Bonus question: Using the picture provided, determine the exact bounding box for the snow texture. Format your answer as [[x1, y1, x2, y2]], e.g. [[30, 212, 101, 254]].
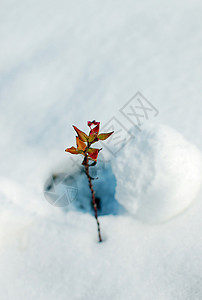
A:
[[1, 0, 202, 299]]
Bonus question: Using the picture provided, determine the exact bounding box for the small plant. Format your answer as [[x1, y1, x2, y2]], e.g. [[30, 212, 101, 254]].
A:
[[65, 120, 114, 242]]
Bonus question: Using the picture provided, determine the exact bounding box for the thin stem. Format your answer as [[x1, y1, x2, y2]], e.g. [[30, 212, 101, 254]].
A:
[[84, 154, 102, 242]]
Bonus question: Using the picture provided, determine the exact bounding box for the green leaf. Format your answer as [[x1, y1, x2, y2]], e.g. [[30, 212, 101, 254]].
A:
[[88, 134, 97, 143], [98, 131, 114, 140]]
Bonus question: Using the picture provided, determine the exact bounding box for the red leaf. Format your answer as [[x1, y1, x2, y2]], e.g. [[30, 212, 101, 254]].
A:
[[87, 148, 100, 161], [73, 125, 88, 142], [98, 131, 114, 140], [65, 146, 80, 154], [88, 120, 100, 127], [76, 136, 87, 151], [89, 124, 100, 136]]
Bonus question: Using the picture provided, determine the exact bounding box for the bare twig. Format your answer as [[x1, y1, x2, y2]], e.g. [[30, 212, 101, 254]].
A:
[[83, 153, 102, 242]]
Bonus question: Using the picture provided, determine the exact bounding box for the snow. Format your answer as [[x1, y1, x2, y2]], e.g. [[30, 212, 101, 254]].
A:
[[1, 0, 202, 299], [112, 124, 202, 223]]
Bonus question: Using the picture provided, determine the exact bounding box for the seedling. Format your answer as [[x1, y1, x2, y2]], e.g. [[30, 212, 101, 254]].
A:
[[65, 120, 114, 242]]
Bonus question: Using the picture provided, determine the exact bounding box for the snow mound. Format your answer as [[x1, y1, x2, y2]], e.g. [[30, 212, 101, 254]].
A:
[[112, 124, 202, 223]]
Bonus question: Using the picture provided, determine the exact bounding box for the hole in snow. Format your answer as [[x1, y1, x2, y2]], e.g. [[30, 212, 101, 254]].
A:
[[44, 161, 125, 216]]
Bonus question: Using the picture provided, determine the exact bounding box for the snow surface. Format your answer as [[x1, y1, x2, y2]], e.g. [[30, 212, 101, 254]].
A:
[[1, 0, 202, 299], [112, 124, 202, 223]]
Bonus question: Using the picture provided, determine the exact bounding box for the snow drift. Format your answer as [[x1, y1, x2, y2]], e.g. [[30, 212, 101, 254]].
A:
[[112, 124, 202, 223]]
